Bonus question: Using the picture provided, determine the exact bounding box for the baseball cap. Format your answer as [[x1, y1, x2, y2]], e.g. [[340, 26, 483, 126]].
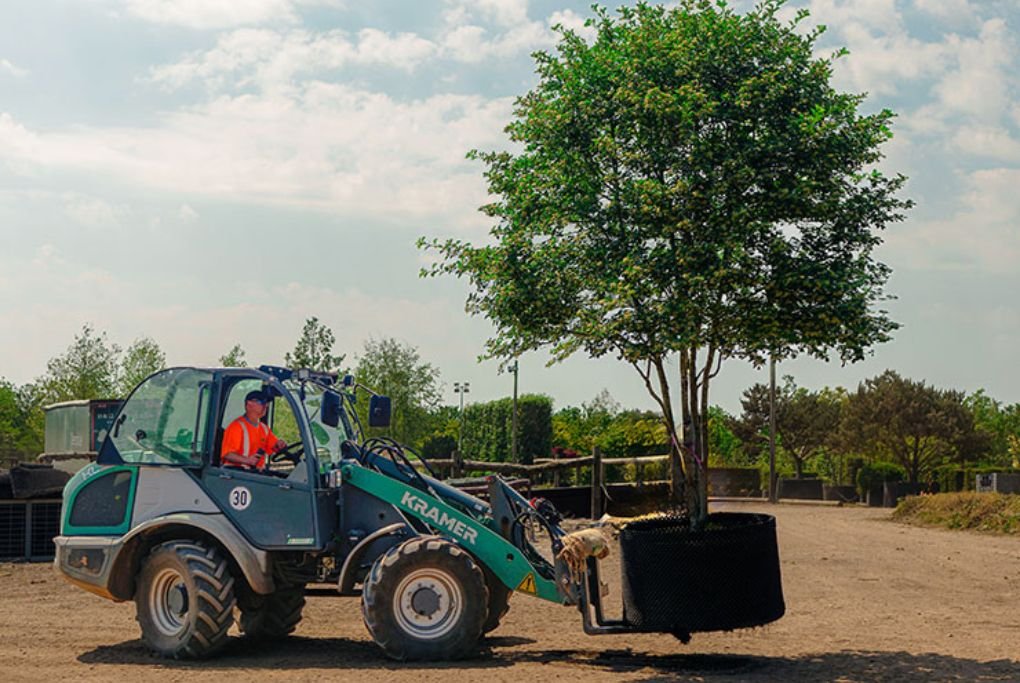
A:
[[245, 390, 270, 404]]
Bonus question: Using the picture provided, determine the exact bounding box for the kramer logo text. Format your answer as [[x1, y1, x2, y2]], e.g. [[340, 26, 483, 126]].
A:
[[400, 492, 479, 545]]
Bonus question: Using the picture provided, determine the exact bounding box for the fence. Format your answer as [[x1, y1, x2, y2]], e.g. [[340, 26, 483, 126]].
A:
[[0, 499, 62, 561]]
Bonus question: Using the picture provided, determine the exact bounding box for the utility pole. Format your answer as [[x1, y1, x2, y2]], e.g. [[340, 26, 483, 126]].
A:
[[510, 360, 519, 463], [454, 381, 470, 454], [768, 356, 777, 503]]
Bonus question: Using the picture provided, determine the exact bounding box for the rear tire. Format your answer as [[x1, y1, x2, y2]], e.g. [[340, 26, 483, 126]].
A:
[[362, 536, 487, 661], [135, 540, 236, 659], [238, 583, 306, 639]]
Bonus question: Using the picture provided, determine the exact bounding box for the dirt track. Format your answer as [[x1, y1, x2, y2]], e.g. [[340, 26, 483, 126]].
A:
[[2, 501, 1019, 682]]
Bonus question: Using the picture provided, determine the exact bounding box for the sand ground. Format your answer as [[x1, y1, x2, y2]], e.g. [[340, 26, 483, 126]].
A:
[[2, 500, 1018, 682]]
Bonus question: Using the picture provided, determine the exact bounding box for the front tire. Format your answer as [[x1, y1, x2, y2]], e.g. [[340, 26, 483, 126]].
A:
[[362, 536, 488, 661], [482, 566, 512, 634], [135, 540, 236, 659]]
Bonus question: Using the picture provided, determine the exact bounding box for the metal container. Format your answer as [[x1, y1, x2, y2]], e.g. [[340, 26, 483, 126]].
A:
[[43, 399, 123, 456]]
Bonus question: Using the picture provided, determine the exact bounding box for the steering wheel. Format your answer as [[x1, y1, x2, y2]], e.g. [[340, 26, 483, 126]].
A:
[[270, 441, 304, 464]]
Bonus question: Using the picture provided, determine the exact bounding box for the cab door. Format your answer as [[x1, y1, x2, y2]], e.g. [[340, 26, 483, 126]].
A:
[[201, 376, 320, 550]]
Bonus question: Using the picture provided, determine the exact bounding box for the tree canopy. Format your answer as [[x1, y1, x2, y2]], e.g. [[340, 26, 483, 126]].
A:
[[119, 337, 167, 395], [219, 344, 248, 368], [734, 377, 842, 477], [285, 317, 346, 372], [421, 0, 911, 518], [38, 324, 121, 403], [841, 371, 988, 484], [354, 338, 442, 448]]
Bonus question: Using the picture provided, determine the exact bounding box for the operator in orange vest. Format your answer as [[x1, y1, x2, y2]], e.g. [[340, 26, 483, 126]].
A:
[[220, 390, 287, 470]]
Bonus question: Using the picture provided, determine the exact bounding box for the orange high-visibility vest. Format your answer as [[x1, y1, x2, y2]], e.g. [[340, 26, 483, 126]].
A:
[[221, 417, 279, 468]]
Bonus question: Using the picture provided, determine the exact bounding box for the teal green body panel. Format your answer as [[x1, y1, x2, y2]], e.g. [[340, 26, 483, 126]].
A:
[[61, 464, 138, 536], [341, 464, 561, 603]]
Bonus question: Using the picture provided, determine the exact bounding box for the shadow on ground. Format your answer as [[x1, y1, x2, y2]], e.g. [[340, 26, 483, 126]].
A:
[[78, 637, 1019, 681]]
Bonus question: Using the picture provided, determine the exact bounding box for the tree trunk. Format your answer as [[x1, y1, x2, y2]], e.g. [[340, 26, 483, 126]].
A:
[[679, 348, 709, 525]]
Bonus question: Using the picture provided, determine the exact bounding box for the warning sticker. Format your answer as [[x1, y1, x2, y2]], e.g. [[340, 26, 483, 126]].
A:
[[516, 573, 537, 595]]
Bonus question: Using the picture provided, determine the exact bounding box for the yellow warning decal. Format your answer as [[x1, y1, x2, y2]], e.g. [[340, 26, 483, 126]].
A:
[[516, 573, 537, 594]]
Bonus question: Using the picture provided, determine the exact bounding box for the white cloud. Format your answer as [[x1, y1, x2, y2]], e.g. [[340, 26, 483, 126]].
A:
[[31, 243, 64, 269], [149, 28, 435, 91], [61, 193, 129, 228], [0, 58, 28, 78], [833, 23, 950, 95], [913, 0, 976, 24], [934, 19, 1014, 122], [441, 21, 550, 62], [178, 204, 199, 221], [548, 9, 595, 42], [951, 126, 1020, 163], [0, 87, 512, 229], [119, 0, 340, 30], [444, 0, 530, 28], [808, 0, 903, 32], [354, 28, 437, 70], [886, 168, 1020, 272]]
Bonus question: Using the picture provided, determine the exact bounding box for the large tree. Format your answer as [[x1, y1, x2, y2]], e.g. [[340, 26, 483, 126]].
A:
[[733, 377, 842, 477], [354, 338, 442, 448], [285, 317, 345, 372], [841, 371, 987, 484], [119, 337, 167, 395], [422, 0, 911, 521], [38, 324, 121, 403]]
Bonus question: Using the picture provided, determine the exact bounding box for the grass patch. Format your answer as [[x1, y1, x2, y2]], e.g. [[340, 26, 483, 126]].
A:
[[893, 492, 1020, 534]]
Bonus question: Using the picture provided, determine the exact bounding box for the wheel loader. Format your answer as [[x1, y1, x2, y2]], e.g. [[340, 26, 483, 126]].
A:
[[54, 365, 784, 660]]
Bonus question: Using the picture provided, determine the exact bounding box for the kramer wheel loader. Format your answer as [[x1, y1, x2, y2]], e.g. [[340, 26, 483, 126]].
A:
[[54, 365, 783, 661]]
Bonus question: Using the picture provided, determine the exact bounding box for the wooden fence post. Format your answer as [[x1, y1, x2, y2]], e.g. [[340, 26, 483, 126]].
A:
[[552, 450, 561, 487], [591, 446, 603, 519], [452, 449, 463, 479]]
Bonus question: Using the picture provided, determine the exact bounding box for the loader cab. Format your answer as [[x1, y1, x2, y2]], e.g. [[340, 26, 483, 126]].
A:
[[98, 367, 327, 550], [202, 368, 324, 549]]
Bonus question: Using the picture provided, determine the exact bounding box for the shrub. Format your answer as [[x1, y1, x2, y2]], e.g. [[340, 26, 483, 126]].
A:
[[894, 492, 1020, 534], [856, 461, 906, 495]]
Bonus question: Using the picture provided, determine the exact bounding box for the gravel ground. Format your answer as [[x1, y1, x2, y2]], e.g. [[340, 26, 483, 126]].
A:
[[2, 500, 1018, 682]]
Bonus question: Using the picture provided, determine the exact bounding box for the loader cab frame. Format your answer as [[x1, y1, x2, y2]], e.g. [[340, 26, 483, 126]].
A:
[[98, 366, 330, 550]]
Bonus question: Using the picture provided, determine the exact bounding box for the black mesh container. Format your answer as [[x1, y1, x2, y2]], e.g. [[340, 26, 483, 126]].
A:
[[619, 512, 785, 634]]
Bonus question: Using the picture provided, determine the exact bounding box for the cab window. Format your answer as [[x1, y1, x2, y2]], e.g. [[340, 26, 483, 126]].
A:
[[108, 368, 212, 466], [220, 378, 306, 482]]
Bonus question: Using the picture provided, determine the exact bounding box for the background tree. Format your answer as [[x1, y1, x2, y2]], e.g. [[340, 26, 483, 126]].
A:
[[422, 0, 910, 520], [965, 390, 1020, 467], [734, 378, 842, 477], [841, 371, 987, 484], [354, 338, 442, 448], [0, 380, 44, 461], [219, 344, 248, 367], [285, 317, 345, 372], [38, 324, 120, 403], [119, 337, 166, 395], [462, 394, 553, 464]]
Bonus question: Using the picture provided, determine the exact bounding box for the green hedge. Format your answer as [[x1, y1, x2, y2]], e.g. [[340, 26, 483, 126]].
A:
[[461, 394, 552, 464], [932, 464, 1020, 493], [856, 461, 906, 495]]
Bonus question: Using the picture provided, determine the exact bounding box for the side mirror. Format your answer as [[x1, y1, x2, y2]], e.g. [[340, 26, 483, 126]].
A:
[[321, 390, 342, 428], [368, 395, 391, 428]]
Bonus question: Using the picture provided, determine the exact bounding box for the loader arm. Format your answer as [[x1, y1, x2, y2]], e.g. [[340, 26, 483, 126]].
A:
[[340, 463, 565, 604]]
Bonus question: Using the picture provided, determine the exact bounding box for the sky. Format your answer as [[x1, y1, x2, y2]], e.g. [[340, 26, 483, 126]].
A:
[[0, 0, 1018, 415]]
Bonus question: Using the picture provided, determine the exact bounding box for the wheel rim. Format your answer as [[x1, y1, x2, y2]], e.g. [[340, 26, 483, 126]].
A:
[[392, 568, 464, 640], [149, 568, 189, 637]]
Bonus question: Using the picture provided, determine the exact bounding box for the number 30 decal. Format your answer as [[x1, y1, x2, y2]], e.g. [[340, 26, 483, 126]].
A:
[[229, 486, 252, 511]]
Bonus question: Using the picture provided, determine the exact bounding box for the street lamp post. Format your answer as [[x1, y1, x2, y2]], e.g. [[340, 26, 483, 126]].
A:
[[454, 381, 470, 453], [509, 361, 519, 463]]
